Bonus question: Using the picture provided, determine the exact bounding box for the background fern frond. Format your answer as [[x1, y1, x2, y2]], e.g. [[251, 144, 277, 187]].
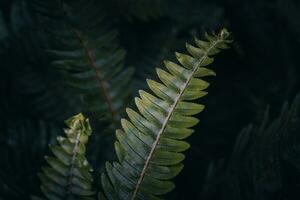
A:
[[36, 113, 95, 200], [0, 0, 79, 123], [212, 92, 300, 200], [34, 0, 134, 127], [100, 28, 232, 199]]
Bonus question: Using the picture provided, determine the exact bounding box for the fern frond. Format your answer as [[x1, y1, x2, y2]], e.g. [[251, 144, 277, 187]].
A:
[[37, 113, 95, 200], [223, 92, 300, 199], [282, 93, 300, 169], [100, 28, 232, 199], [35, 0, 133, 125]]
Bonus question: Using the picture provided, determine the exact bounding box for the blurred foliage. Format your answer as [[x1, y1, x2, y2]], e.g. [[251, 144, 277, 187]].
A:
[[0, 0, 300, 199]]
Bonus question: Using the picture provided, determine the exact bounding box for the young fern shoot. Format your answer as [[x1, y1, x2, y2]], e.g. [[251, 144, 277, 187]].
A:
[[100, 28, 232, 199], [34, 113, 95, 200]]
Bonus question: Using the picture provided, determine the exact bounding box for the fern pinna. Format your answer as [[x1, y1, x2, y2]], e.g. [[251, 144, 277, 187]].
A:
[[100, 29, 232, 199], [35, 113, 95, 200]]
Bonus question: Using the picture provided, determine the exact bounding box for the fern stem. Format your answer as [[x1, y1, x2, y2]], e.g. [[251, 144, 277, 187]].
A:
[[73, 29, 118, 122], [66, 131, 81, 196], [131, 39, 222, 199]]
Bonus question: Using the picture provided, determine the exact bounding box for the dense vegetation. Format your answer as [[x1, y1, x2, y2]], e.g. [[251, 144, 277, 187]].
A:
[[0, 0, 300, 199]]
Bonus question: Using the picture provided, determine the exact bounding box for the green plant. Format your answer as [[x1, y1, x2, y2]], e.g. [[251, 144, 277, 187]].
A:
[[35, 0, 133, 126], [28, 28, 231, 200], [100, 29, 232, 199], [200, 93, 300, 200], [2, 0, 300, 199], [34, 113, 95, 200]]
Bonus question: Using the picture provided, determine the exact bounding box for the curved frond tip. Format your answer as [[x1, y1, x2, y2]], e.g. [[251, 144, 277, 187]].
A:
[[100, 28, 232, 200]]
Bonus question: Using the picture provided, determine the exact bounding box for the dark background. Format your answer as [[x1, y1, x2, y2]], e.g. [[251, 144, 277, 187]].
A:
[[1, 0, 300, 199]]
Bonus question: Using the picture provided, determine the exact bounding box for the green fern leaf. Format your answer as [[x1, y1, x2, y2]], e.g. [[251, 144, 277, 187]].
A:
[[35, 0, 133, 125], [100, 28, 232, 199], [37, 113, 95, 200]]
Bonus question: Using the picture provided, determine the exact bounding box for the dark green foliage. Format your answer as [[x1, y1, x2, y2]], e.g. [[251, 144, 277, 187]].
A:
[[31, 0, 135, 173], [129, 24, 180, 91], [0, 120, 60, 199], [0, 0, 81, 123], [35, 0, 133, 125], [100, 29, 232, 200], [199, 93, 300, 200], [224, 109, 284, 200], [35, 113, 95, 200], [1, 0, 300, 199]]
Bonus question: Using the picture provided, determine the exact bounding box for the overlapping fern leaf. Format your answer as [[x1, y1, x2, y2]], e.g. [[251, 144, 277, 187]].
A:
[[34, 0, 133, 125], [35, 113, 95, 200], [100, 28, 232, 199], [222, 92, 300, 199]]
